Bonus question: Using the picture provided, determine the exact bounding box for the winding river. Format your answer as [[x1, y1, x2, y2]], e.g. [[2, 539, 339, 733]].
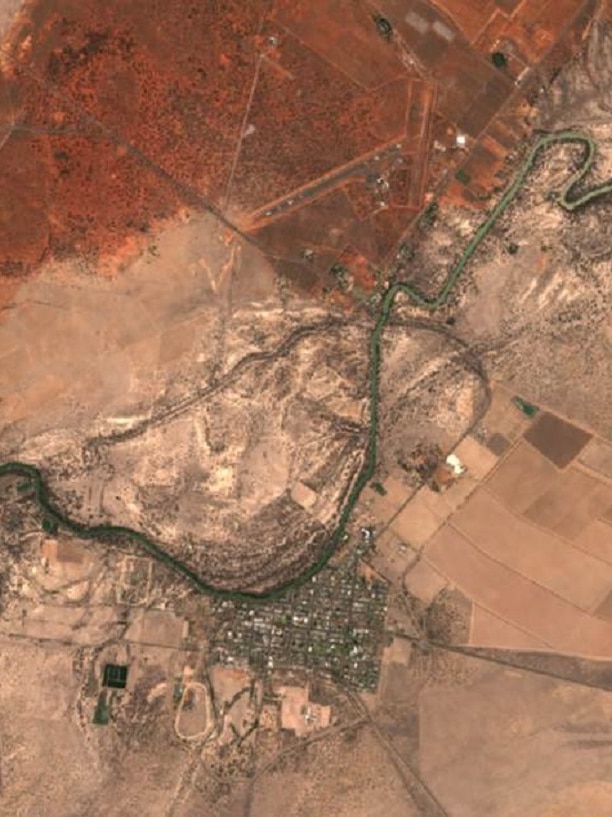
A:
[[1, 130, 611, 601]]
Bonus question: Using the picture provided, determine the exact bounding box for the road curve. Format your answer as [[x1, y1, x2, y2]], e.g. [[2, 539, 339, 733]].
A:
[[1, 130, 610, 602]]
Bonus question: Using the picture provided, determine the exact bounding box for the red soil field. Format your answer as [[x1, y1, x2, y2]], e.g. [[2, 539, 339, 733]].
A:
[[0, 0, 596, 296]]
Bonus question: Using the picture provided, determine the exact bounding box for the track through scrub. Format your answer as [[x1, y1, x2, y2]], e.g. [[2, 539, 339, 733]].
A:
[[1, 130, 611, 602]]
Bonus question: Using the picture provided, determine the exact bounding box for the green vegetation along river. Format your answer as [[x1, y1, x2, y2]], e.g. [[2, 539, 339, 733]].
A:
[[1, 130, 611, 602]]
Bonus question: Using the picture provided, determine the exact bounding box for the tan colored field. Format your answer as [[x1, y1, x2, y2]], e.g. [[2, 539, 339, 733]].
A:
[[451, 489, 612, 611], [575, 520, 612, 567], [362, 378, 612, 661], [486, 441, 563, 513], [469, 605, 550, 650], [427, 517, 612, 656], [579, 438, 612, 480]]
